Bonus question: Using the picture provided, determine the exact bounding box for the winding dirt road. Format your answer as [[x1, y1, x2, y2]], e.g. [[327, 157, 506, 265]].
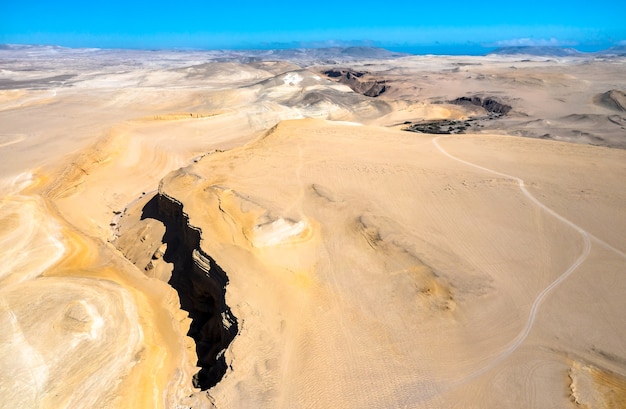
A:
[[432, 135, 625, 387]]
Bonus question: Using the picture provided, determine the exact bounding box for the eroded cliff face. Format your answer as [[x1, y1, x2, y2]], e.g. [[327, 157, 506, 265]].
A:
[[449, 96, 512, 115], [143, 193, 239, 390], [322, 68, 388, 97], [0, 190, 208, 409]]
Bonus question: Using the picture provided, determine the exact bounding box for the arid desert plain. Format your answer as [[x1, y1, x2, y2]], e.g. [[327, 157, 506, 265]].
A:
[[0, 45, 625, 408]]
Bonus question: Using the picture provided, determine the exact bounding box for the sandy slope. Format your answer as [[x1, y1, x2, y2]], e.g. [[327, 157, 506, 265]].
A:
[[0, 48, 624, 408], [147, 119, 624, 408]]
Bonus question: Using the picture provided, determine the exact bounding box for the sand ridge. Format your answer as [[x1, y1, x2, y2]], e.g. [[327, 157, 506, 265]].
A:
[[151, 119, 625, 407]]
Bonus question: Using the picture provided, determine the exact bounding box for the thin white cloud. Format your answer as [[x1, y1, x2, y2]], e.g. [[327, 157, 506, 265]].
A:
[[492, 37, 578, 47], [254, 39, 376, 49]]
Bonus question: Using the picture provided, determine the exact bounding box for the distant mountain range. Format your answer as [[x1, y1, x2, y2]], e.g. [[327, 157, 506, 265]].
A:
[[0, 44, 407, 57], [1, 43, 625, 59], [487, 45, 626, 57], [0, 44, 410, 65], [207, 47, 409, 63]]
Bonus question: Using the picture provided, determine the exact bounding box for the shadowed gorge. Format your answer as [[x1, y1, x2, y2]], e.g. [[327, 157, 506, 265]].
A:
[[321, 68, 388, 97], [141, 194, 238, 391]]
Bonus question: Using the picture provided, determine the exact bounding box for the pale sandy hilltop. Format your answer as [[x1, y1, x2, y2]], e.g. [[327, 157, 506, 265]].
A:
[[0, 45, 625, 408]]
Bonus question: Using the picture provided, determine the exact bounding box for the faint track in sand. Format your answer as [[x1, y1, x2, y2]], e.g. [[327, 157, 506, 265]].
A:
[[432, 135, 625, 385]]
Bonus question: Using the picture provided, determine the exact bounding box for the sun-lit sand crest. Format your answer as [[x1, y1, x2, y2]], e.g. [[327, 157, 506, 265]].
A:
[[0, 195, 65, 284], [283, 72, 304, 85], [5, 171, 35, 193], [0, 276, 146, 408], [0, 134, 26, 148], [253, 218, 309, 247]]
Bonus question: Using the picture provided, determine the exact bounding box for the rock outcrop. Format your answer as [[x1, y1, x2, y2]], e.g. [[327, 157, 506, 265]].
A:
[[322, 69, 388, 97], [449, 96, 512, 115], [141, 193, 238, 390], [594, 90, 626, 112]]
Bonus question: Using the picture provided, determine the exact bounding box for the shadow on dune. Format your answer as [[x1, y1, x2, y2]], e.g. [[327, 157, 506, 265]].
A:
[[141, 194, 238, 391]]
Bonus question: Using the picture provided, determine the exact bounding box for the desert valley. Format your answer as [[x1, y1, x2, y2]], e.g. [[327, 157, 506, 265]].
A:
[[0, 45, 625, 408]]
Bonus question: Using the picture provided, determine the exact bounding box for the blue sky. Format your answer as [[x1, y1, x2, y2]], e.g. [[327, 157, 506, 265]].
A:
[[2, 0, 625, 52]]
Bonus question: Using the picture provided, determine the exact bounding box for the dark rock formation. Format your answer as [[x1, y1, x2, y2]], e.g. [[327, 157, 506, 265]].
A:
[[141, 194, 238, 391], [594, 90, 626, 112], [449, 96, 512, 115], [321, 69, 388, 97], [404, 118, 478, 134], [403, 96, 511, 135]]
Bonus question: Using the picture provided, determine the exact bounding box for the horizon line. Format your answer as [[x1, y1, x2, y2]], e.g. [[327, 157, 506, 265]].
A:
[[2, 41, 625, 53]]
